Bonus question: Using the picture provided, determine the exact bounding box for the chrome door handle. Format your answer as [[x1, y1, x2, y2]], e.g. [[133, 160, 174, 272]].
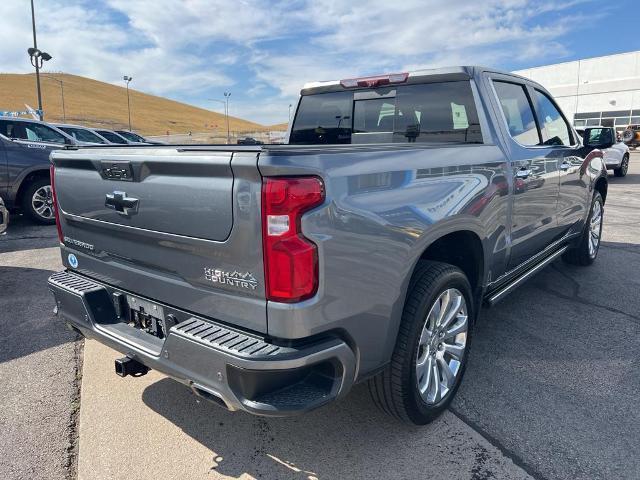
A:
[[559, 161, 571, 170], [515, 168, 532, 179]]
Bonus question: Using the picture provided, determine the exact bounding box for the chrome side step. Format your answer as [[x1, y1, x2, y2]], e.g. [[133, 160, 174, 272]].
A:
[[484, 246, 568, 307]]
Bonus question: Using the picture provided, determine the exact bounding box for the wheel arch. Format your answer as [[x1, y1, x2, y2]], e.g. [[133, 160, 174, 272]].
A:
[[594, 175, 608, 204], [14, 167, 51, 208]]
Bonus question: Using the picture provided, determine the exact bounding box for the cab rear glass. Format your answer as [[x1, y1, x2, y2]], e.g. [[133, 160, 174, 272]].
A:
[[289, 81, 482, 145]]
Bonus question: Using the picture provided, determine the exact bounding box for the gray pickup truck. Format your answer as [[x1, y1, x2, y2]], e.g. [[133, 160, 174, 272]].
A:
[[48, 66, 609, 425]]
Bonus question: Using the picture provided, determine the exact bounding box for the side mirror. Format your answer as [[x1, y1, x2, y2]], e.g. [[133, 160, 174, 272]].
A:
[[584, 127, 614, 150]]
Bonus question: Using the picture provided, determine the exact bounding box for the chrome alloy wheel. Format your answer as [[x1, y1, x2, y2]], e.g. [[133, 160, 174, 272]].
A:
[[588, 200, 603, 257], [32, 185, 55, 220], [415, 288, 468, 404]]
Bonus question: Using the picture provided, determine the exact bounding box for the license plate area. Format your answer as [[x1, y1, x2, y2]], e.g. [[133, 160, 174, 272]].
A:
[[126, 294, 173, 339]]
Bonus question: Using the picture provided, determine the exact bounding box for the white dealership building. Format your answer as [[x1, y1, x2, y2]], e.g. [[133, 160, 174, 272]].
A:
[[513, 50, 640, 133]]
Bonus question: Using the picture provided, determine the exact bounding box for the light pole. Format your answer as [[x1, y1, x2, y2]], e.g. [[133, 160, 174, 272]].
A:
[[44, 75, 66, 122], [28, 0, 51, 121], [123, 75, 133, 131], [288, 103, 292, 122], [223, 92, 231, 144]]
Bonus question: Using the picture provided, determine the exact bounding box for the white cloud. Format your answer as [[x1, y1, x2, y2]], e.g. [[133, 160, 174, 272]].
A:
[[0, 0, 593, 124]]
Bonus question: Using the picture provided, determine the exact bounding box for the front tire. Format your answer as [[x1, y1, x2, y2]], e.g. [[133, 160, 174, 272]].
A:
[[21, 178, 56, 225], [368, 261, 474, 425], [613, 155, 629, 177], [562, 192, 603, 266]]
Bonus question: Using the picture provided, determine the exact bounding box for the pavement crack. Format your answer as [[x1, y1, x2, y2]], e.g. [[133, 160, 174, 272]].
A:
[[449, 407, 548, 480], [534, 284, 640, 325], [64, 336, 83, 480]]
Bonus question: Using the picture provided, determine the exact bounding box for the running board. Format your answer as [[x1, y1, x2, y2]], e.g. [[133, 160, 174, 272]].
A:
[[484, 246, 568, 307]]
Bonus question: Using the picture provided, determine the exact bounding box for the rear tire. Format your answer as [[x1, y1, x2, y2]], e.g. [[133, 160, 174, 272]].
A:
[[21, 178, 56, 225], [562, 192, 603, 266], [613, 155, 629, 177], [368, 261, 474, 425]]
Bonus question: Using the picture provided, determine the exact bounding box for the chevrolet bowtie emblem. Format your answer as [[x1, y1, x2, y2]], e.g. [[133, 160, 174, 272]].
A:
[[105, 191, 139, 216]]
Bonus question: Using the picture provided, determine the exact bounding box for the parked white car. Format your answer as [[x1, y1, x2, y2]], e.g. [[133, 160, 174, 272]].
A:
[[577, 127, 630, 177]]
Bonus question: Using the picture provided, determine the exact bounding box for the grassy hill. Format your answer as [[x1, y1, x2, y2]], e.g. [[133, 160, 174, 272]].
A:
[[268, 122, 289, 130], [0, 73, 267, 136]]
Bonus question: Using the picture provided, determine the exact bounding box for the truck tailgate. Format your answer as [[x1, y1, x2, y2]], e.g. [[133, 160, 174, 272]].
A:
[[51, 146, 267, 333]]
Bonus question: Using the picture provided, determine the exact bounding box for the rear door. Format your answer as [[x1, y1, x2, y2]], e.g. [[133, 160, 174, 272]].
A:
[[489, 76, 561, 269], [0, 138, 7, 197], [52, 147, 267, 333]]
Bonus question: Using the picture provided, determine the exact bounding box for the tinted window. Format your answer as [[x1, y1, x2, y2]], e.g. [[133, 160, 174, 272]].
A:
[[60, 127, 107, 143], [493, 81, 539, 146], [586, 128, 613, 145], [117, 131, 145, 142], [97, 130, 128, 144], [290, 81, 482, 145], [0, 120, 67, 144], [0, 120, 16, 138], [534, 90, 572, 146], [353, 98, 395, 133], [392, 82, 481, 143], [289, 91, 352, 144]]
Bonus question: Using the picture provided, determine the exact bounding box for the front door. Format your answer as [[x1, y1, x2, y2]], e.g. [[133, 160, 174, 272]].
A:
[[490, 77, 561, 269], [531, 88, 588, 235]]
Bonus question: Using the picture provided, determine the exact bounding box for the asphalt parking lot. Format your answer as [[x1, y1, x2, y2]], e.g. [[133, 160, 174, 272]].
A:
[[1, 153, 639, 480]]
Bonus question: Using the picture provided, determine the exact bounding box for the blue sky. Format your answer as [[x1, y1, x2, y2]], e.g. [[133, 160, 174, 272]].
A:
[[0, 0, 636, 125]]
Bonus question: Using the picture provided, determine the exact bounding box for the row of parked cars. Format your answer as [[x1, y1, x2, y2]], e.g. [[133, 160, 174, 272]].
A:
[[0, 116, 160, 224]]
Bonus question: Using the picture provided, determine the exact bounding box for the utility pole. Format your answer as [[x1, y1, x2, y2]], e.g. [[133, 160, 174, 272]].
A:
[[44, 75, 66, 122], [123, 75, 133, 130], [224, 92, 231, 144]]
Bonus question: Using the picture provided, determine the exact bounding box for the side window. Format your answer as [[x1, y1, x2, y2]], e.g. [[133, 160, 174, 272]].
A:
[[0, 120, 16, 138], [23, 123, 67, 144], [533, 90, 572, 146], [493, 81, 540, 146]]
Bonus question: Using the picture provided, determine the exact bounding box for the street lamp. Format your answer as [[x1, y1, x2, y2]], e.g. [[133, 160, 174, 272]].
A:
[[43, 75, 66, 122], [208, 98, 229, 144], [223, 92, 231, 144], [123, 75, 133, 131], [27, 0, 52, 121]]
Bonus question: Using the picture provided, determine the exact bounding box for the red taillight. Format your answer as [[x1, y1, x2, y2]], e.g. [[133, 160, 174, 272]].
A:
[[50, 164, 63, 243], [262, 177, 324, 303], [340, 72, 408, 89]]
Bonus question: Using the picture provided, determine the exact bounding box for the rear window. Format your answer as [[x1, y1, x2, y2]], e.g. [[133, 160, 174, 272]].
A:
[[289, 81, 482, 145], [117, 131, 145, 142], [97, 130, 128, 144]]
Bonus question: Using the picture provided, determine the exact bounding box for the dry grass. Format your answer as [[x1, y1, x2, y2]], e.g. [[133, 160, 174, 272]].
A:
[[0, 72, 268, 136], [268, 122, 289, 130]]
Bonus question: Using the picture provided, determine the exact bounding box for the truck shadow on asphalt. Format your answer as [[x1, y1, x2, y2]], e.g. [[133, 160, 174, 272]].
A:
[[144, 240, 638, 480], [0, 216, 58, 254], [141, 378, 498, 480], [140, 241, 639, 480], [0, 265, 75, 363]]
